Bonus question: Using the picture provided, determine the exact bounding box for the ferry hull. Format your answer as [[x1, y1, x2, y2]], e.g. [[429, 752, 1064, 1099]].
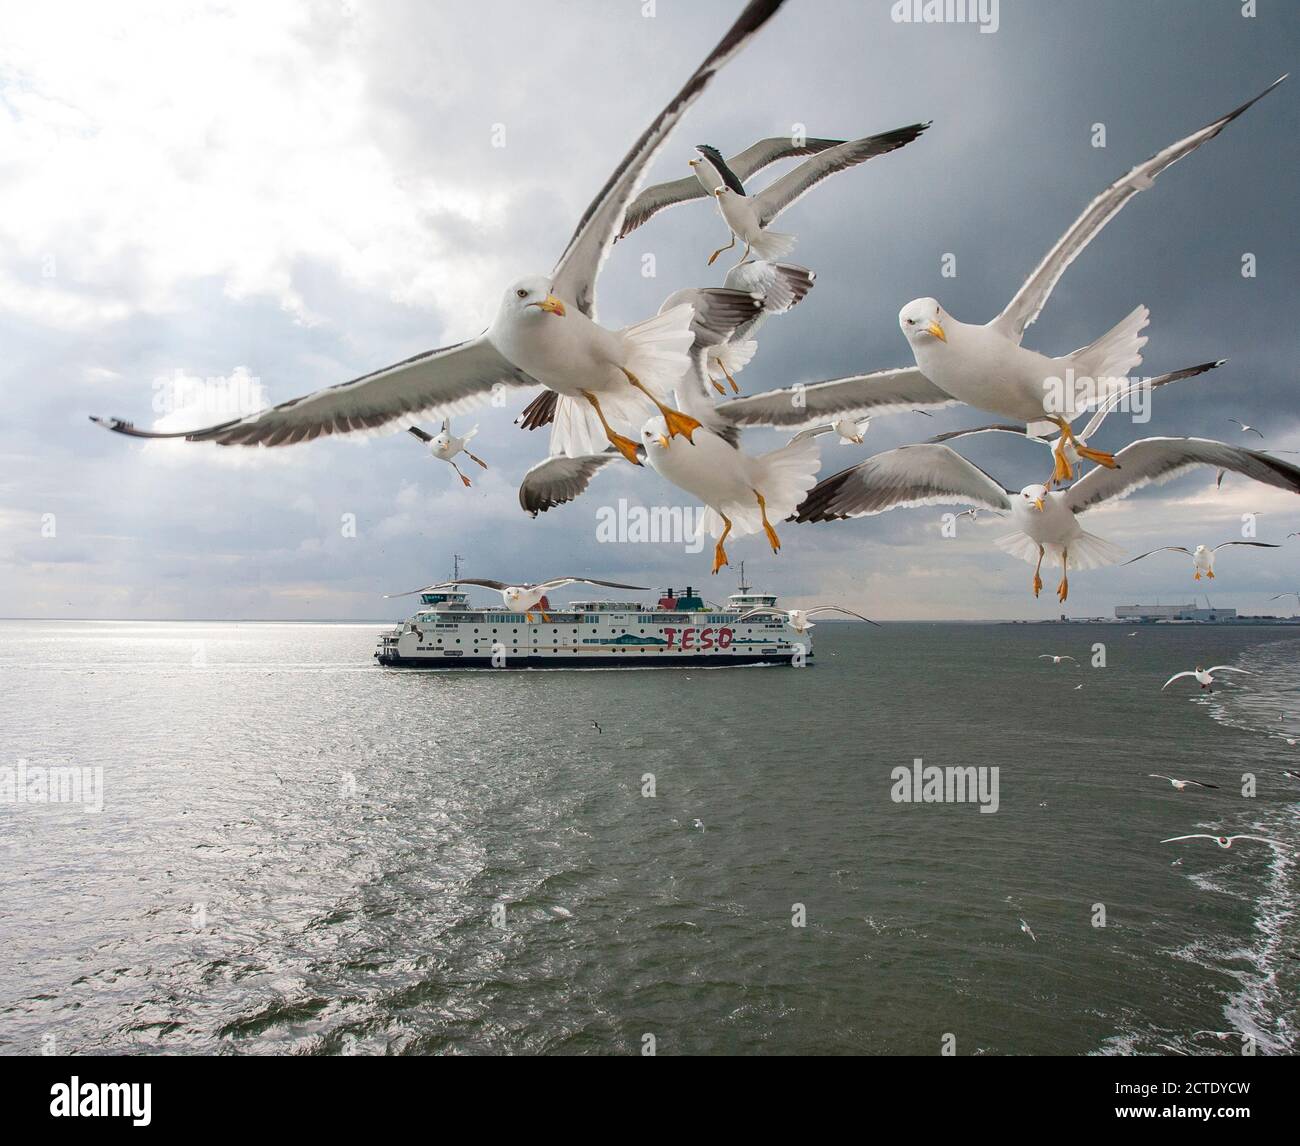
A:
[[375, 651, 809, 669]]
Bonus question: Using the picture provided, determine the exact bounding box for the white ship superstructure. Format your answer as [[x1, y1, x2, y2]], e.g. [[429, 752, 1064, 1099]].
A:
[[374, 582, 809, 668]]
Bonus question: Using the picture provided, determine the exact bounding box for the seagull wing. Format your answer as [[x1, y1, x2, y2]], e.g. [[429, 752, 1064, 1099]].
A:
[[1211, 540, 1280, 552], [1230, 836, 1286, 847], [407, 426, 434, 443], [795, 444, 1013, 523], [990, 77, 1286, 342], [723, 259, 817, 316], [750, 122, 931, 227], [518, 450, 624, 516], [516, 389, 559, 432], [927, 424, 1036, 446], [717, 366, 957, 430], [550, 0, 787, 318], [726, 134, 848, 181], [1065, 438, 1300, 515], [736, 607, 785, 622], [1121, 546, 1194, 565], [1161, 834, 1214, 843], [536, 577, 651, 591], [803, 606, 881, 626], [90, 336, 536, 447], [1076, 360, 1224, 439], [1161, 671, 1198, 690], [384, 577, 510, 599], [1205, 666, 1252, 676], [661, 286, 766, 350]]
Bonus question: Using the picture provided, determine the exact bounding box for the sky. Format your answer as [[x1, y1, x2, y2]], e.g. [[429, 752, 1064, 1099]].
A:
[[1, 0, 1297, 622]]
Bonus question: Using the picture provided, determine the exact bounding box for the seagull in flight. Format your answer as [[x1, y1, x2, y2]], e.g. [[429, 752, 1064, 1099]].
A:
[[1162, 665, 1253, 693], [407, 419, 488, 487], [89, 0, 790, 464], [386, 576, 648, 622], [793, 435, 1300, 603], [1161, 834, 1287, 850], [1149, 774, 1220, 791], [1038, 654, 1077, 665], [735, 606, 880, 633], [1123, 540, 1280, 580], [710, 77, 1285, 485], [1019, 918, 1037, 942], [1229, 418, 1265, 439]]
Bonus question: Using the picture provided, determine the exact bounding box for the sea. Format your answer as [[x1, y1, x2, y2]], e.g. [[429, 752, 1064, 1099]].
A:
[[1, 618, 1296, 1056]]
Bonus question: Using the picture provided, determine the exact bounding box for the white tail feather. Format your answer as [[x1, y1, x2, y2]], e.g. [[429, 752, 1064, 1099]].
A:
[[748, 229, 797, 261], [996, 528, 1124, 570]]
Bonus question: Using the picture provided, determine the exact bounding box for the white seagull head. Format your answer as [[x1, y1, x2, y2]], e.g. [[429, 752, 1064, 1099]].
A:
[[1016, 484, 1049, 513], [641, 416, 672, 453], [899, 297, 947, 345], [502, 275, 566, 321]]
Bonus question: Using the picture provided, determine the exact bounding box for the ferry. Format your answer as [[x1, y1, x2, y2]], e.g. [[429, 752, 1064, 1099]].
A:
[[373, 580, 809, 669]]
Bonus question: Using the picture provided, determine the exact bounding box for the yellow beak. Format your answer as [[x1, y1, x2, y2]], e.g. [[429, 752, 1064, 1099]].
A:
[[657, 434, 670, 449], [927, 321, 946, 342], [534, 294, 566, 317], [1033, 498, 1045, 512]]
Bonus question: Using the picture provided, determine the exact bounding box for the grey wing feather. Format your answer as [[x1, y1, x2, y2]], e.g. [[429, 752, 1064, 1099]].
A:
[[727, 135, 847, 181], [385, 577, 510, 598], [751, 122, 930, 227], [407, 426, 433, 443], [550, 0, 787, 318], [518, 450, 624, 516], [991, 77, 1285, 342], [795, 444, 1013, 523], [1066, 437, 1300, 514], [90, 336, 535, 447], [1121, 547, 1193, 565], [717, 366, 957, 430]]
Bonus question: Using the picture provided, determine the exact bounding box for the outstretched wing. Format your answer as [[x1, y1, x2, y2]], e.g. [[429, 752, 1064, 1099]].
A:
[[515, 389, 559, 432], [518, 450, 624, 516], [1122, 546, 1193, 565], [1161, 672, 1198, 690], [385, 577, 510, 599], [795, 443, 1013, 523], [90, 336, 536, 448], [407, 426, 434, 444], [550, 0, 787, 318], [804, 606, 881, 627], [751, 122, 930, 227], [537, 577, 651, 591], [717, 366, 957, 430], [1211, 541, 1280, 553], [990, 76, 1286, 342], [1065, 437, 1300, 515]]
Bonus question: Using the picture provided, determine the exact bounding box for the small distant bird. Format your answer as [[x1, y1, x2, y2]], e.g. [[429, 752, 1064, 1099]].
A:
[[1019, 918, 1037, 942], [1191, 1030, 1237, 1042], [1281, 769, 1300, 780], [1123, 540, 1280, 580], [591, 720, 602, 735], [1127, 632, 1139, 637], [1161, 834, 1286, 850], [692, 818, 705, 831], [1229, 418, 1265, 439], [1162, 665, 1253, 693], [833, 416, 870, 444], [386, 576, 648, 622], [1149, 774, 1220, 790], [735, 605, 880, 633], [1270, 591, 1300, 608], [1038, 654, 1076, 665], [1074, 684, 1084, 690], [408, 419, 488, 487]]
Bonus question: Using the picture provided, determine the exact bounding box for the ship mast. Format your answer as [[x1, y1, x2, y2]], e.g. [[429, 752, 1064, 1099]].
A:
[[737, 561, 749, 594], [452, 553, 464, 583]]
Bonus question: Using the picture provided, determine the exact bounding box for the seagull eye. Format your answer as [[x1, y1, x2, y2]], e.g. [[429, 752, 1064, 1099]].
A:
[[516, 289, 528, 299]]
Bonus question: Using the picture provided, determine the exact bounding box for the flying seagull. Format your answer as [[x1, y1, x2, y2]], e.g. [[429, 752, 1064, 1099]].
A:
[[89, 0, 788, 461], [1228, 418, 1265, 439], [703, 123, 929, 265], [712, 77, 1286, 478], [1161, 834, 1286, 850], [407, 419, 488, 487], [1123, 540, 1280, 580], [1038, 655, 1077, 665], [385, 577, 649, 622], [618, 125, 927, 241], [1162, 665, 1253, 692], [793, 435, 1300, 603], [1149, 774, 1220, 790], [1019, 919, 1037, 943], [734, 606, 880, 632]]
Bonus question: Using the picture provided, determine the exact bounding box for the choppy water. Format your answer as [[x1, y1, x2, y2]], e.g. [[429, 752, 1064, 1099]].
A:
[[0, 619, 1296, 1056]]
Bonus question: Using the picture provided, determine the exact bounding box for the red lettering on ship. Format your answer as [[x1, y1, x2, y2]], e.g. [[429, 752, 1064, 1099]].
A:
[[699, 627, 714, 650], [717, 627, 733, 649], [681, 628, 695, 651], [663, 627, 677, 649]]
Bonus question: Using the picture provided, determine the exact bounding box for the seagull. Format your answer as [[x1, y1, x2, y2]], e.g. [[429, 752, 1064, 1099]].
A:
[[640, 401, 821, 574], [385, 576, 648, 622], [1270, 591, 1300, 608], [592, 720, 602, 735], [1229, 418, 1265, 439], [734, 606, 880, 632], [793, 436, 1300, 602], [619, 125, 928, 241], [1123, 540, 1281, 580], [89, 0, 788, 461], [1038, 654, 1076, 665], [1019, 919, 1037, 942], [1162, 665, 1253, 692], [407, 419, 488, 487], [710, 78, 1285, 478], [1149, 774, 1220, 790], [698, 124, 930, 266], [661, 260, 816, 395], [1282, 770, 1300, 780], [1161, 834, 1286, 850]]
